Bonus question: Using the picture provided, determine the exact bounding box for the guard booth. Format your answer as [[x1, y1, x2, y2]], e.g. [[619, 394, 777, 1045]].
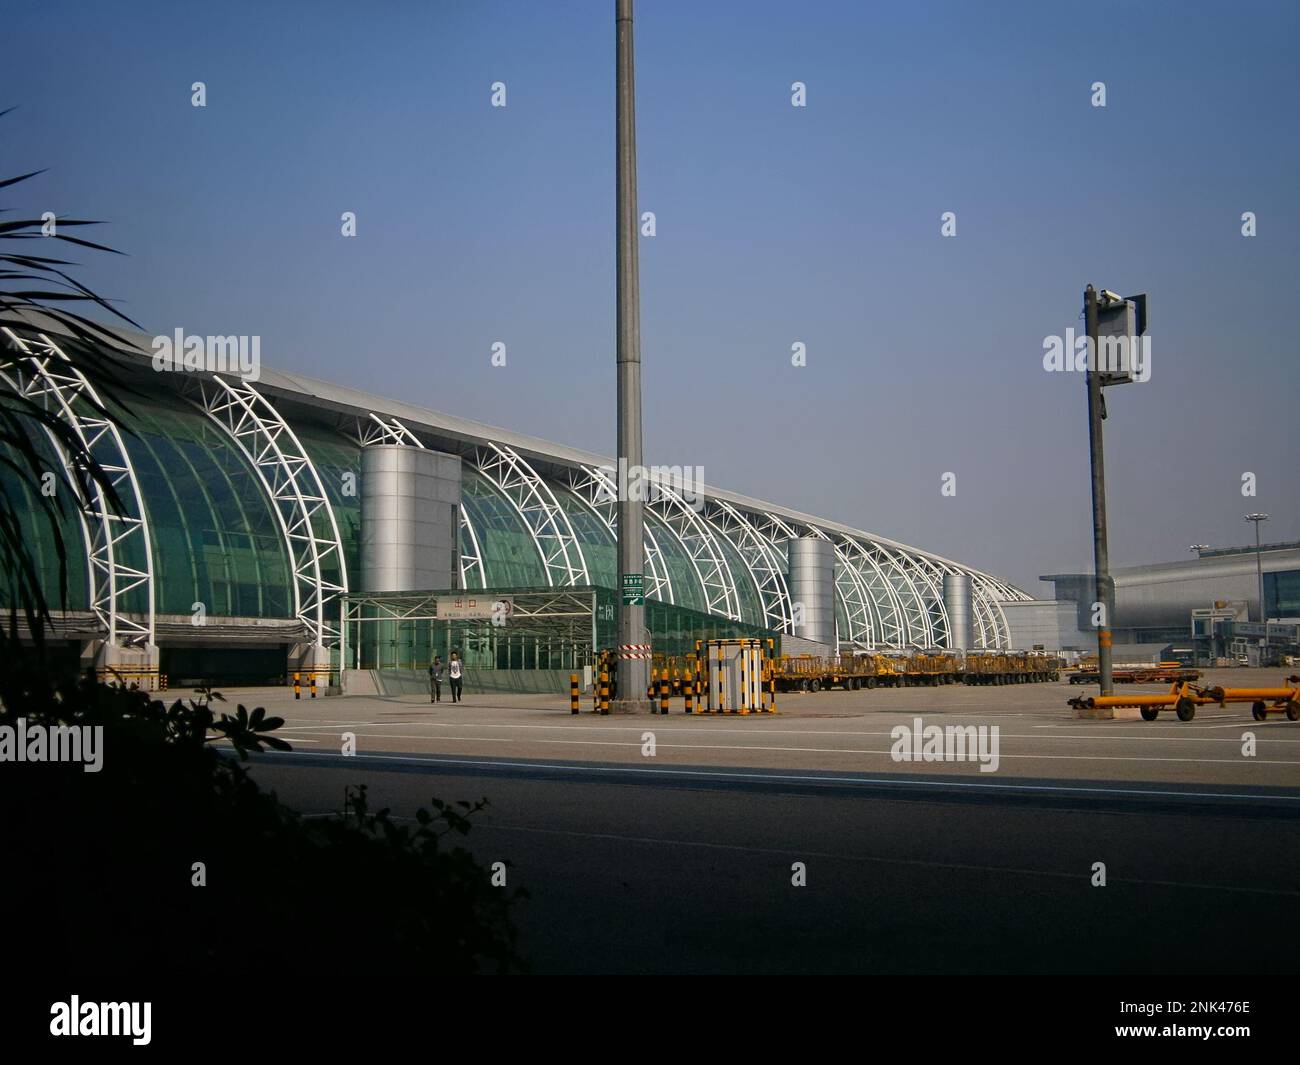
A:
[[704, 638, 769, 714]]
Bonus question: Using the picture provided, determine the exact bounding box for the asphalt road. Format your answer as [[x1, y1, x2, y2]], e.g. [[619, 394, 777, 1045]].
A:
[[218, 672, 1300, 973], [244, 749, 1300, 974]]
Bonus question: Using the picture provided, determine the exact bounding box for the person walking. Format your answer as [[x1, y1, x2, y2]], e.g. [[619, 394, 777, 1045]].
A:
[[428, 656, 443, 703], [448, 651, 464, 703]]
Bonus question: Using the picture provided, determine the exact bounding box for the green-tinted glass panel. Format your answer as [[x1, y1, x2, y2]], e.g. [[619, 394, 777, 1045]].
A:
[[461, 468, 546, 587], [0, 401, 90, 612], [108, 397, 293, 619]]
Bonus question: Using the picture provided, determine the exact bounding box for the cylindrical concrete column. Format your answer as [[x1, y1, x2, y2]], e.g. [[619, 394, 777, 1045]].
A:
[[787, 537, 836, 646], [943, 572, 975, 651], [360, 445, 460, 593]]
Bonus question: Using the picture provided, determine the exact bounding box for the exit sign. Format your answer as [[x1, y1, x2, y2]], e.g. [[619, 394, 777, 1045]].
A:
[[621, 573, 644, 605]]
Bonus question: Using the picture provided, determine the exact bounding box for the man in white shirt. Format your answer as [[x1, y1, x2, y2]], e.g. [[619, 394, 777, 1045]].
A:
[[448, 652, 463, 703]]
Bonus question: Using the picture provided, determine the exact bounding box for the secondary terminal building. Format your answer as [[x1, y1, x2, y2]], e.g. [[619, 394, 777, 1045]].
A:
[[1032, 543, 1300, 667], [0, 321, 1029, 692]]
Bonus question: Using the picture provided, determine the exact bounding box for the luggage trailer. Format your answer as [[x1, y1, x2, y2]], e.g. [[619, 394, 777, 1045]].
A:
[[1069, 676, 1300, 722]]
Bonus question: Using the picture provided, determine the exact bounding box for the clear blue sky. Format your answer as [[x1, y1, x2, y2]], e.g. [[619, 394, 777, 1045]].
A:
[[7, 0, 1298, 592]]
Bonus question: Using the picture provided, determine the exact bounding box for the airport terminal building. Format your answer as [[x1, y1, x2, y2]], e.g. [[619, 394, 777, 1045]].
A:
[[1036, 543, 1300, 666], [1, 324, 1029, 690]]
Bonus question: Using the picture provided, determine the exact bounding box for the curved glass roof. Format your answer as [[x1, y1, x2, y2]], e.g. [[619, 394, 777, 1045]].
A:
[[112, 397, 292, 619]]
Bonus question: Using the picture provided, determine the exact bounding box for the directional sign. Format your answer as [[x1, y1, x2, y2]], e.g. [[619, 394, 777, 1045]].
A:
[[438, 595, 513, 620], [621, 573, 644, 606]]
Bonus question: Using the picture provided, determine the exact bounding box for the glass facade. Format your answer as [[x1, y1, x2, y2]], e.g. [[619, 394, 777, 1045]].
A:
[[460, 468, 549, 588], [349, 586, 778, 675], [2, 343, 1025, 660], [1266, 569, 1300, 620], [112, 397, 293, 619], [596, 587, 778, 658]]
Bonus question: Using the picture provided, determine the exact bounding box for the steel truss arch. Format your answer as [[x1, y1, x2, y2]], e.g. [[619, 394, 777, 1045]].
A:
[[354, 412, 423, 449], [647, 484, 742, 621], [971, 579, 997, 648], [971, 574, 1012, 648], [980, 573, 1028, 602], [194, 374, 348, 649], [869, 542, 935, 646], [908, 554, 952, 648], [836, 537, 912, 647], [959, 569, 996, 648], [912, 555, 990, 649], [566, 464, 673, 603], [457, 503, 487, 591], [705, 500, 792, 632], [975, 571, 1030, 649], [0, 329, 155, 646], [473, 443, 588, 587]]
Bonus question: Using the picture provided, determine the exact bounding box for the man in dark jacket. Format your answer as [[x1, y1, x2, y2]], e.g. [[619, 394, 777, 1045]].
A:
[[428, 656, 444, 703]]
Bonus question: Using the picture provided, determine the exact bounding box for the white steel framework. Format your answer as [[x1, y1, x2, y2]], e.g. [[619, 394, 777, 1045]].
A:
[[871, 541, 936, 646], [647, 482, 742, 621], [836, 536, 910, 647], [0, 329, 155, 646], [909, 553, 952, 648], [195, 375, 348, 649], [354, 412, 424, 448], [705, 499, 793, 632], [473, 443, 588, 587]]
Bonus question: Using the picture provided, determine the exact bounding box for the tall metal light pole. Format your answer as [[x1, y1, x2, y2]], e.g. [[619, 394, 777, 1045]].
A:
[[1247, 513, 1269, 662], [613, 0, 651, 712], [1189, 546, 1209, 666], [1084, 284, 1115, 696]]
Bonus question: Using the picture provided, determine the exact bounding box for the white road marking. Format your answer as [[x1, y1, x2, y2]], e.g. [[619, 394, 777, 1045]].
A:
[[271, 730, 1300, 765], [275, 719, 1300, 743]]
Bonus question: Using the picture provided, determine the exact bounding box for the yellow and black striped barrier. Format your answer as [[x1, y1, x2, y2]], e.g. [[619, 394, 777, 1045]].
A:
[[682, 638, 779, 715], [293, 671, 301, 700], [658, 677, 670, 715], [95, 668, 166, 692], [598, 668, 610, 715], [743, 650, 754, 717], [570, 673, 580, 715]]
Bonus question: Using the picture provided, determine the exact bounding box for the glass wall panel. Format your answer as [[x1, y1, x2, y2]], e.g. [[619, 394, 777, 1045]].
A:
[[110, 398, 293, 619]]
